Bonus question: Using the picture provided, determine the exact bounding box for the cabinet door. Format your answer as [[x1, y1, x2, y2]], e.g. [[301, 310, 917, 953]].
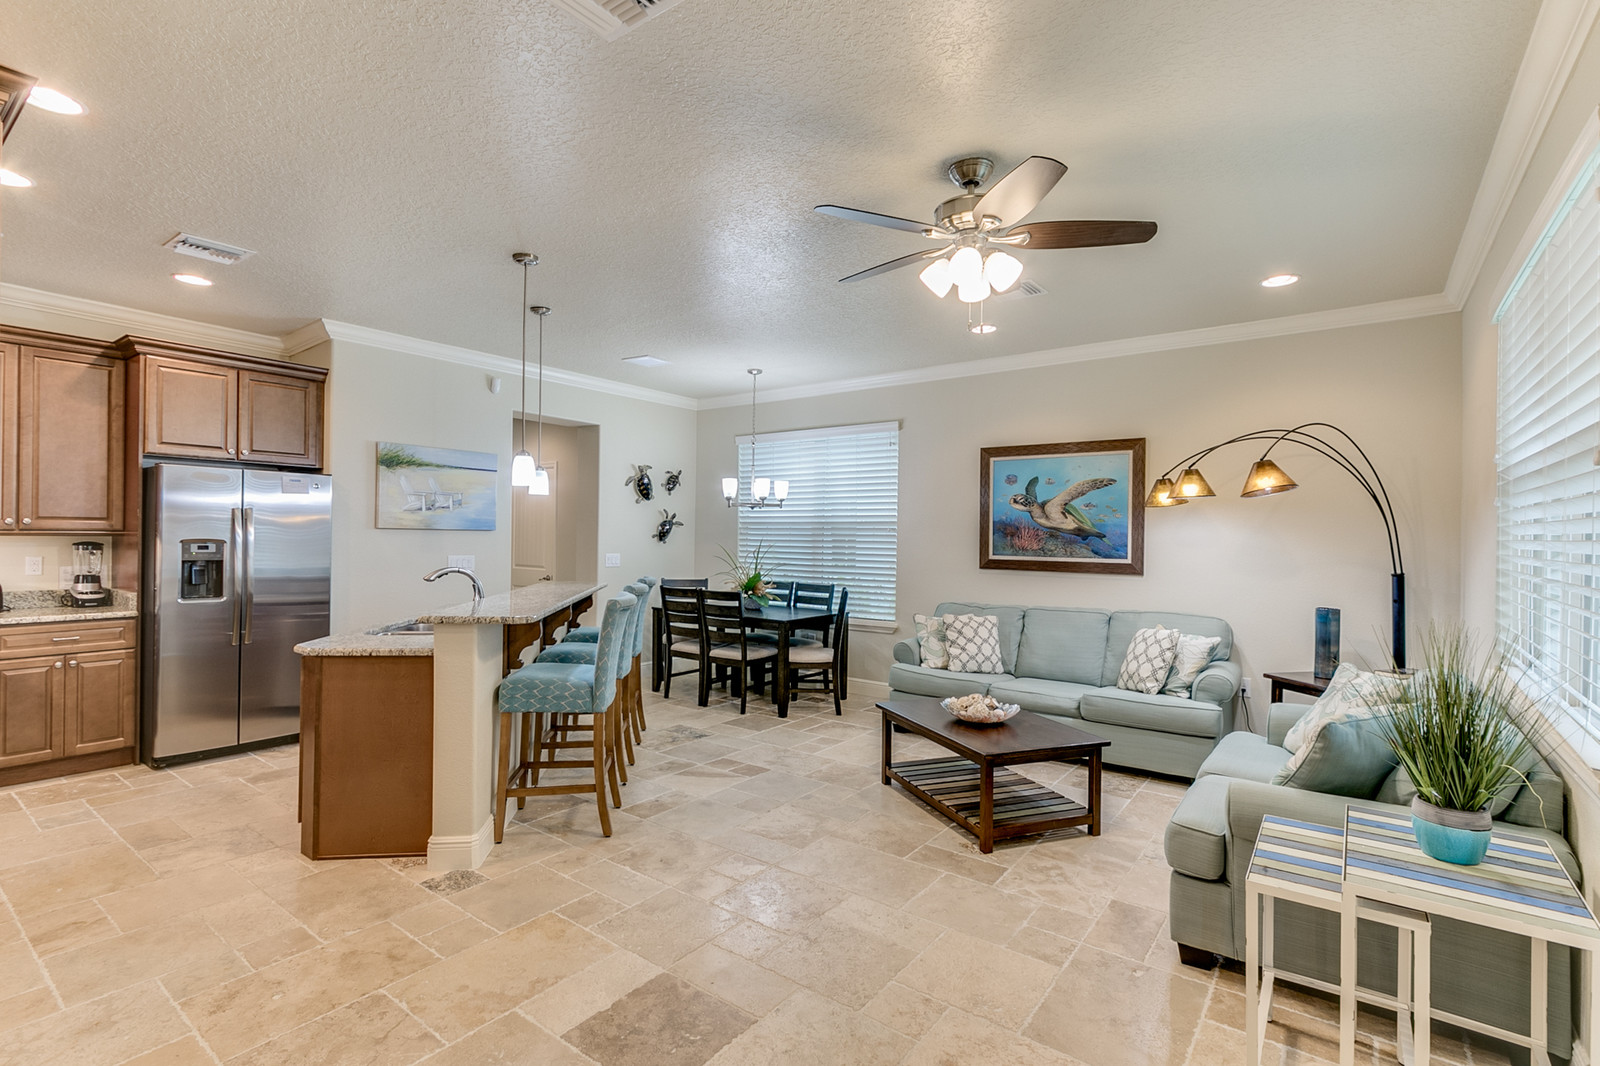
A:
[[0, 655, 64, 768], [17, 347, 126, 531], [144, 356, 237, 460], [64, 649, 136, 756], [0, 344, 17, 532], [239, 371, 322, 467]]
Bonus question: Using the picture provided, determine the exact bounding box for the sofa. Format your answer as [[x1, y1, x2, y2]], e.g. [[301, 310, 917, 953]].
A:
[[889, 602, 1241, 778], [1165, 701, 1577, 1055]]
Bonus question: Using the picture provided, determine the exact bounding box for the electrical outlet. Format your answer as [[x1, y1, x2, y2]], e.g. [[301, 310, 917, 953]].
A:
[[1240, 677, 1252, 698], [447, 555, 475, 570], [59, 566, 73, 589], [605, 554, 621, 568], [23, 556, 41, 576]]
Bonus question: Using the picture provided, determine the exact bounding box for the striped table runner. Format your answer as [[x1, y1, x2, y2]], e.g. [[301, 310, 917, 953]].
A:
[[1343, 806, 1598, 944], [1248, 815, 1346, 907]]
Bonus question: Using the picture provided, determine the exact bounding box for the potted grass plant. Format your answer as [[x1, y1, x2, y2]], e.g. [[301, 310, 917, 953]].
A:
[[716, 542, 774, 611], [1379, 628, 1537, 866]]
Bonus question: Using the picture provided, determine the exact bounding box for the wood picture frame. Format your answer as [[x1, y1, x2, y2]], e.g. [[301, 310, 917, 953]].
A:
[[979, 438, 1145, 574]]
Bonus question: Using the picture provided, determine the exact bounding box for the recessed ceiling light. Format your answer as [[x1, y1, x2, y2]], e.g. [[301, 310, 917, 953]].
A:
[[622, 354, 671, 367], [27, 87, 84, 115], [0, 169, 32, 188], [1261, 273, 1300, 288], [172, 273, 213, 287]]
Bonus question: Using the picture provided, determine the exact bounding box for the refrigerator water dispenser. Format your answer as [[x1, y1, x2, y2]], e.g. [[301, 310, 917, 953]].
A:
[[178, 540, 225, 600]]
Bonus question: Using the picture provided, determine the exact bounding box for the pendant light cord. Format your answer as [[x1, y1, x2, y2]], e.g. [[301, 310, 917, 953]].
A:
[[519, 264, 530, 455], [535, 311, 545, 469]]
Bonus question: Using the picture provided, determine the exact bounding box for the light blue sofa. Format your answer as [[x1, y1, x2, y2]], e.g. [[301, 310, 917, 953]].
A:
[[889, 602, 1241, 779]]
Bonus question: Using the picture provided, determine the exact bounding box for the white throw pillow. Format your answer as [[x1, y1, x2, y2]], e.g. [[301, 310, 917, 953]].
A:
[[1117, 626, 1181, 694], [914, 613, 949, 670], [1281, 663, 1403, 755], [1162, 633, 1222, 696], [942, 613, 1005, 674]]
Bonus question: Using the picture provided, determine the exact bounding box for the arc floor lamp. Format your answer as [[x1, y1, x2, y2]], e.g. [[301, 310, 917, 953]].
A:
[[1146, 422, 1407, 669]]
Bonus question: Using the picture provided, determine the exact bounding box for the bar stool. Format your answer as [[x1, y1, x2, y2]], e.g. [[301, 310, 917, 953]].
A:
[[559, 576, 655, 645], [534, 582, 649, 777], [494, 591, 635, 840]]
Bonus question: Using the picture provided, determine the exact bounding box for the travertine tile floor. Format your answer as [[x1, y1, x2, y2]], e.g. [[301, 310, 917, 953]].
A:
[[0, 687, 1519, 1065]]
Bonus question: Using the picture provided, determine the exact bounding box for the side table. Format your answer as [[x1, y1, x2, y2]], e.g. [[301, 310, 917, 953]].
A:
[[1245, 816, 1432, 1066], [1263, 671, 1332, 703]]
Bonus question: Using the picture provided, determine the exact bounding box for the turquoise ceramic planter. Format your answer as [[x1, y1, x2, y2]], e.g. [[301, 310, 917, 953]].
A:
[[1410, 797, 1492, 865]]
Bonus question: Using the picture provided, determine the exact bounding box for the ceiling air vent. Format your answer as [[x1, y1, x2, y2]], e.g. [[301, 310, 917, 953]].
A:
[[998, 279, 1048, 299], [162, 233, 256, 265], [546, 0, 687, 41]]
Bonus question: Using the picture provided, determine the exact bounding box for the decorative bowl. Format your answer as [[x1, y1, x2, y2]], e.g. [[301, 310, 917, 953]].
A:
[[941, 694, 1020, 724]]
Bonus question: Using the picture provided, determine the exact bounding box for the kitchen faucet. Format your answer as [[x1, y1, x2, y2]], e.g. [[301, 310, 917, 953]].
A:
[[423, 566, 484, 608]]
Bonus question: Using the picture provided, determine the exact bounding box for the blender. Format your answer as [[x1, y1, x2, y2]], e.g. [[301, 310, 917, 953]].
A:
[[69, 541, 111, 607]]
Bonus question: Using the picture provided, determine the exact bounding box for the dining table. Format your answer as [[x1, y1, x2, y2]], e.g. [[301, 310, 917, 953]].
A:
[[650, 600, 843, 717]]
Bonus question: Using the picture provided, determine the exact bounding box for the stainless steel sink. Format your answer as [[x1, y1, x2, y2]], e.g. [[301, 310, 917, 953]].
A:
[[369, 621, 434, 635]]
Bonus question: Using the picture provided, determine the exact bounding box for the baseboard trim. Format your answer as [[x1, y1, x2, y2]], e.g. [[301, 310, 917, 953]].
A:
[[426, 817, 495, 871], [848, 677, 891, 699]]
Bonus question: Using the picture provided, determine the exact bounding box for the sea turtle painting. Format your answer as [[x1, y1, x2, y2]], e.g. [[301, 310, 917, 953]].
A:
[[1008, 476, 1117, 542]]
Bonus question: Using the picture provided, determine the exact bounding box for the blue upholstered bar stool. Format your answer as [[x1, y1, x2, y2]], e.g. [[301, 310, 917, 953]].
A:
[[494, 591, 635, 841], [559, 576, 656, 644], [535, 582, 649, 777]]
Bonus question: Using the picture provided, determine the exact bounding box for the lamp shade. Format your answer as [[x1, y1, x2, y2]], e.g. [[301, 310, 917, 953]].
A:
[[1175, 467, 1216, 498], [772, 480, 789, 501], [721, 477, 738, 502], [1145, 477, 1187, 507], [983, 250, 1023, 292], [956, 276, 992, 304], [1241, 459, 1297, 497], [510, 451, 536, 487], [751, 477, 771, 501], [919, 257, 954, 298], [949, 246, 983, 287], [527, 467, 550, 496]]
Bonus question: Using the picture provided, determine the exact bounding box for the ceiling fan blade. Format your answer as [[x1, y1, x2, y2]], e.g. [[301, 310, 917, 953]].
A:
[[814, 204, 930, 234], [1007, 220, 1158, 249], [972, 156, 1068, 227], [838, 248, 946, 282]]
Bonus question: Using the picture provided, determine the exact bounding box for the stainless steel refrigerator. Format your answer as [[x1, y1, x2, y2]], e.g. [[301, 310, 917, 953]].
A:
[[141, 463, 332, 767]]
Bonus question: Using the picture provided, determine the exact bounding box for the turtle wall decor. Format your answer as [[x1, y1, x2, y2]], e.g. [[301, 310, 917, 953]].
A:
[[653, 510, 684, 543], [624, 465, 653, 503], [662, 470, 683, 495]]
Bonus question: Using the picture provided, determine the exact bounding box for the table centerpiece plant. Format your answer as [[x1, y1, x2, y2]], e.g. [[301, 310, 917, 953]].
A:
[[716, 542, 775, 610], [1378, 627, 1539, 866]]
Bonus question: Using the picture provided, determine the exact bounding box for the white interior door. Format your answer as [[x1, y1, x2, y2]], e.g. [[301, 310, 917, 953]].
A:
[[511, 461, 557, 586]]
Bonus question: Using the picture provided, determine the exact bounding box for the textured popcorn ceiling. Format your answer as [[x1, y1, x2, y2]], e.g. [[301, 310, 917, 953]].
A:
[[0, 0, 1540, 398]]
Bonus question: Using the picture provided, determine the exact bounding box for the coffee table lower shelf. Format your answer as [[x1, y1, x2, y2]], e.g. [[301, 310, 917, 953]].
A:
[[888, 756, 1091, 851]]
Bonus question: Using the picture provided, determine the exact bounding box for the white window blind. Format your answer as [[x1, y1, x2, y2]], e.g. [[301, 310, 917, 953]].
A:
[[1496, 143, 1600, 745], [735, 422, 899, 621]]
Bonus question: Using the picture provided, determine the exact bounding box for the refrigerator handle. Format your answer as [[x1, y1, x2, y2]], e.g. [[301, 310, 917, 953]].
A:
[[230, 507, 243, 647], [242, 507, 256, 645]]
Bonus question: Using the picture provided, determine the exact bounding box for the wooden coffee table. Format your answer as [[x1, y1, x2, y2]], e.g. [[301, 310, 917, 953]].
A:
[[878, 697, 1109, 853]]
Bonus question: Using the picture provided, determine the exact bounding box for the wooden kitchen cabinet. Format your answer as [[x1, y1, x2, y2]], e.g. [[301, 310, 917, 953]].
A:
[[0, 328, 129, 532], [122, 338, 325, 469], [0, 619, 138, 784]]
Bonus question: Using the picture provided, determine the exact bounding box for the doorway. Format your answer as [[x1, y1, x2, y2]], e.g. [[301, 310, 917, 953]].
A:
[[510, 419, 599, 587]]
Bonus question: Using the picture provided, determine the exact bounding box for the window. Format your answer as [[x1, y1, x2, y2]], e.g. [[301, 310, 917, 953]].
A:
[[734, 422, 899, 622], [1496, 139, 1600, 746]]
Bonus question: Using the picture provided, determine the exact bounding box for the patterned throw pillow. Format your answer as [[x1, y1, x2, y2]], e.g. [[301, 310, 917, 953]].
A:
[[942, 614, 1005, 674], [1117, 626, 1181, 694], [1282, 663, 1403, 755], [914, 613, 949, 670], [1161, 633, 1222, 697]]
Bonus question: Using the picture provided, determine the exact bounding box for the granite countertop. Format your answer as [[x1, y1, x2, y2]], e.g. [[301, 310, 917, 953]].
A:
[[294, 630, 433, 657], [0, 588, 138, 625], [414, 581, 604, 625]]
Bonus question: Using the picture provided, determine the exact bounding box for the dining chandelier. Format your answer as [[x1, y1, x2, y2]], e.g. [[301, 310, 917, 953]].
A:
[[721, 369, 788, 508], [509, 252, 550, 496]]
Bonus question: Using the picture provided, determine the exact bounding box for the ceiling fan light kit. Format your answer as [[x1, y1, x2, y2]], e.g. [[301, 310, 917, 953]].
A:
[[816, 154, 1157, 333]]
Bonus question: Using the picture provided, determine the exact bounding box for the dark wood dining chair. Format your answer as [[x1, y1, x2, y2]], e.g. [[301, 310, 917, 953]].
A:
[[660, 585, 707, 700], [792, 581, 836, 644], [701, 589, 777, 713], [763, 580, 795, 608], [783, 588, 848, 714]]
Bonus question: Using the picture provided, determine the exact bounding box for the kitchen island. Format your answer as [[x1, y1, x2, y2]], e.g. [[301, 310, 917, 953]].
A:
[[294, 581, 601, 870]]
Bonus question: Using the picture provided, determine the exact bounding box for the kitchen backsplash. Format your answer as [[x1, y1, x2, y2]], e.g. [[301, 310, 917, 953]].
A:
[[0, 536, 114, 591]]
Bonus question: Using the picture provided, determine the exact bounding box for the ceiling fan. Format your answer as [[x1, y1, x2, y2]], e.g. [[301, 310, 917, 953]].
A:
[[815, 155, 1158, 310]]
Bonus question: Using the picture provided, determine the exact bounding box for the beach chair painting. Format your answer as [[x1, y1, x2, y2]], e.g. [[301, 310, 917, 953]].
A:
[[376, 442, 497, 530]]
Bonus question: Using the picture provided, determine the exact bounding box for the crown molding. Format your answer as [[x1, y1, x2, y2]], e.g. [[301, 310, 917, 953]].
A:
[[0, 282, 288, 358], [698, 293, 1458, 408], [1443, 0, 1600, 307], [316, 319, 700, 410]]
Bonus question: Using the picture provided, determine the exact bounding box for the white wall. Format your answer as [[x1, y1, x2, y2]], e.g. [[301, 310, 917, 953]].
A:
[[311, 337, 697, 633], [695, 313, 1464, 712]]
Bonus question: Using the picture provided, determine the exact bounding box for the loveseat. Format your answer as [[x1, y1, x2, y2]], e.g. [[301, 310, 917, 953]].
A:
[[1164, 701, 1577, 1055], [889, 602, 1241, 778]]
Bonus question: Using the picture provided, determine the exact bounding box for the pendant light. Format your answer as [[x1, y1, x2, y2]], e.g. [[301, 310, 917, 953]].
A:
[[527, 305, 551, 496], [509, 253, 550, 495], [722, 369, 788, 508]]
